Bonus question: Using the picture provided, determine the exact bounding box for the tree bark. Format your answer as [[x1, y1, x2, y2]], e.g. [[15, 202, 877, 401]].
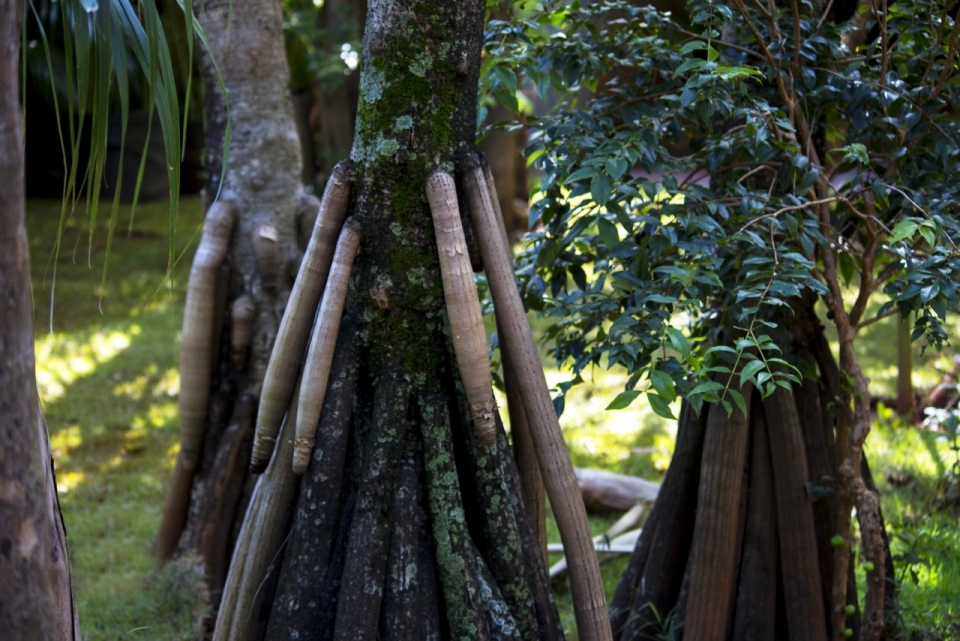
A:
[[764, 387, 828, 641], [731, 412, 778, 641], [615, 404, 706, 641], [610, 304, 890, 641], [1, 3, 79, 637], [683, 381, 752, 641], [157, 0, 311, 598], [212, 1, 566, 638]]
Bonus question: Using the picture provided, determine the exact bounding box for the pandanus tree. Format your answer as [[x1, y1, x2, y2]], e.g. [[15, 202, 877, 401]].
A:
[[162, 0, 610, 638], [155, 0, 320, 596], [490, 1, 960, 640]]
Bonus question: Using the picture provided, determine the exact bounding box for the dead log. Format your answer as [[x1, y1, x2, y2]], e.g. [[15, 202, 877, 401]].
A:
[[575, 468, 660, 513], [550, 503, 646, 579]]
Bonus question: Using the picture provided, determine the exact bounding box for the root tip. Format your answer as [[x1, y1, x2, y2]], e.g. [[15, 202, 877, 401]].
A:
[[471, 399, 498, 445], [292, 438, 314, 475]]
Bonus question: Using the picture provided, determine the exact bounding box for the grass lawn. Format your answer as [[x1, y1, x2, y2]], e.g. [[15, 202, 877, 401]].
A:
[[27, 197, 960, 640]]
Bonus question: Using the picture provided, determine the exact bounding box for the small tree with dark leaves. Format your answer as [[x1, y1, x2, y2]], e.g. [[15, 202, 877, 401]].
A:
[[487, 1, 960, 639]]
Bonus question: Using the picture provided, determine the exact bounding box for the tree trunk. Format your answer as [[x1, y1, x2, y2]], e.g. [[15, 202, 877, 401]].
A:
[[308, 0, 366, 183], [1, 3, 79, 637], [156, 0, 312, 604], [212, 1, 578, 638], [610, 303, 893, 641], [478, 104, 529, 242]]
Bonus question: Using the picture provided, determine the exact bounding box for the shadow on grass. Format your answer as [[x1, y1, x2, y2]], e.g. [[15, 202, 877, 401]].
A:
[[29, 197, 206, 640]]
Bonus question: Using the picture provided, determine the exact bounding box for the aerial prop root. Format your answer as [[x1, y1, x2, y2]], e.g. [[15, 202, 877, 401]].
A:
[[292, 217, 362, 475], [213, 372, 305, 641], [425, 169, 498, 445], [251, 160, 354, 472], [178, 200, 236, 470], [158, 200, 235, 562], [251, 223, 280, 290], [471, 152, 548, 561], [230, 295, 257, 370], [462, 154, 613, 641]]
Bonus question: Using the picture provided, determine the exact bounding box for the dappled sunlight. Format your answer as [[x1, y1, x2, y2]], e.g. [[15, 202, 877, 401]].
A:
[[867, 410, 953, 481], [130, 401, 178, 433], [493, 354, 678, 478], [57, 471, 86, 494], [549, 368, 677, 477], [36, 327, 138, 399], [50, 424, 83, 457], [25, 197, 206, 639]]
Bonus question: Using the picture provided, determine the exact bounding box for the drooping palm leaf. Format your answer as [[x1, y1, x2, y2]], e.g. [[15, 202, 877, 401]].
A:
[[24, 0, 231, 328]]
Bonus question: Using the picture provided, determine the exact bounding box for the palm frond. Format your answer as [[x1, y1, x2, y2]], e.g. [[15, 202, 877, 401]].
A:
[[24, 0, 230, 329]]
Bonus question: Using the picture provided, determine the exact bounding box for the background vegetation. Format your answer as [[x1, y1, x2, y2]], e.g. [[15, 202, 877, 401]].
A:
[[28, 196, 959, 639]]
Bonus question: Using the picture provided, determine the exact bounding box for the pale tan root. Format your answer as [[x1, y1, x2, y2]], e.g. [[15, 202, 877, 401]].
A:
[[251, 224, 280, 290], [213, 374, 304, 641], [292, 218, 361, 475], [158, 201, 235, 562], [467, 164, 613, 641], [296, 192, 322, 250], [251, 160, 354, 472], [474, 154, 549, 561], [178, 201, 236, 469], [230, 295, 257, 370], [425, 170, 498, 445]]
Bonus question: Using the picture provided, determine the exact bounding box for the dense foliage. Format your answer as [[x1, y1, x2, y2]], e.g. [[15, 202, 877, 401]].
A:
[[484, 0, 960, 419]]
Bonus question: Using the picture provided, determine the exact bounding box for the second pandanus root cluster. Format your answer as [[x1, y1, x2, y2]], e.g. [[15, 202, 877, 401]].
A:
[[225, 151, 611, 641], [608, 322, 896, 641]]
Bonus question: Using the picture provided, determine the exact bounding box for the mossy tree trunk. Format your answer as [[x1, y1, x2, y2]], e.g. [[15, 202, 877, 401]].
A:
[[609, 301, 896, 641], [1, 2, 80, 638], [210, 1, 575, 638], [156, 0, 316, 600]]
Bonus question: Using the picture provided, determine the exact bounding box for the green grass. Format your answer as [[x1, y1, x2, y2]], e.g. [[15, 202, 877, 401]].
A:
[[27, 197, 960, 640], [29, 197, 207, 640]]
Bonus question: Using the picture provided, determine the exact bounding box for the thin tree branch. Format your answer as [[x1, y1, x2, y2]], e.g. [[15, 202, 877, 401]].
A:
[[736, 197, 839, 235]]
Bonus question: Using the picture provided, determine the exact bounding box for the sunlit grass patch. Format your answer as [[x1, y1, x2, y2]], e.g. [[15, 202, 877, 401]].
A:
[[29, 196, 203, 640]]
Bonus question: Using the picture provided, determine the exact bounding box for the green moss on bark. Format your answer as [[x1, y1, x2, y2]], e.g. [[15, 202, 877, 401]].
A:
[[348, 1, 482, 383]]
